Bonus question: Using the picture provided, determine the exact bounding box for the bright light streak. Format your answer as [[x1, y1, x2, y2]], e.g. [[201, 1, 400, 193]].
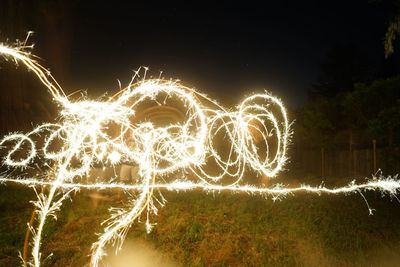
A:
[[0, 38, 399, 267]]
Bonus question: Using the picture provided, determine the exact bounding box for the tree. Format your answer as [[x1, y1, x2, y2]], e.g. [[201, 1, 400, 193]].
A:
[[383, 0, 400, 57], [310, 44, 372, 98], [344, 76, 400, 146]]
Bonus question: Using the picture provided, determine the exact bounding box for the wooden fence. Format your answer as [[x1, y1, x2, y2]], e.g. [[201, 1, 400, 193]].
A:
[[289, 147, 400, 178]]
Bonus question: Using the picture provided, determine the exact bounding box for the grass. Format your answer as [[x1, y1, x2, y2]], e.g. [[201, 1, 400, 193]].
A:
[[0, 181, 400, 266]]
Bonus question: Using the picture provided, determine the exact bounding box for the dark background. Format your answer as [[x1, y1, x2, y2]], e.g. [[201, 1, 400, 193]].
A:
[[0, 0, 399, 178], [0, 0, 396, 106]]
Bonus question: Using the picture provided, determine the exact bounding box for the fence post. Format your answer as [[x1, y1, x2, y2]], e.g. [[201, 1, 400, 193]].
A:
[[373, 139, 377, 174], [349, 130, 353, 176], [321, 147, 325, 177]]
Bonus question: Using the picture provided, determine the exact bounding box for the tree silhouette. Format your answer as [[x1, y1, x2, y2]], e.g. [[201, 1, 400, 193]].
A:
[[310, 44, 372, 98]]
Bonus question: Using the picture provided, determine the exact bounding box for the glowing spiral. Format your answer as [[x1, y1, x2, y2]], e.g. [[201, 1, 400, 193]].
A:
[[0, 38, 399, 267]]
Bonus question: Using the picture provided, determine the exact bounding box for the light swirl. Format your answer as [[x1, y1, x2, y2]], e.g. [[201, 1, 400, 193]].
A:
[[0, 38, 398, 267]]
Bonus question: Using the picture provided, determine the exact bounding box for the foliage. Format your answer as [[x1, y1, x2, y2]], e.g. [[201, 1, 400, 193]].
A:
[[385, 15, 400, 58], [296, 98, 340, 149], [297, 75, 400, 149]]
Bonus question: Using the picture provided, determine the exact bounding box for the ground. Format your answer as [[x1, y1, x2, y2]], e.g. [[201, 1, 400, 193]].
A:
[[1, 177, 400, 267]]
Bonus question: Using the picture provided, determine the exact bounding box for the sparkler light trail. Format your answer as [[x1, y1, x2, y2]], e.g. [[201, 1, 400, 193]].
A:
[[0, 38, 399, 267]]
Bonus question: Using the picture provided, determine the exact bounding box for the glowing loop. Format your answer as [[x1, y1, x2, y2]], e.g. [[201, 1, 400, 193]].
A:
[[0, 41, 290, 267], [0, 40, 398, 267], [0, 134, 36, 166]]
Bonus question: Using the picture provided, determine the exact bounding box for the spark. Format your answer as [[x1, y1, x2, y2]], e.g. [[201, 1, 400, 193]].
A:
[[0, 39, 399, 267]]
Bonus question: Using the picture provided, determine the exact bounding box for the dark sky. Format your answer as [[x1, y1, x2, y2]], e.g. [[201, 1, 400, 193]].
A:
[[4, 0, 393, 107]]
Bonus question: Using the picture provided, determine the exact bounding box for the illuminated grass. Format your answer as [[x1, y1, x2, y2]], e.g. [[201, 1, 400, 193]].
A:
[[1, 184, 400, 266]]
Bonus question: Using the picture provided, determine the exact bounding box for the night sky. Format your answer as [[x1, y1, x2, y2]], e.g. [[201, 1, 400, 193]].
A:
[[2, 1, 393, 107]]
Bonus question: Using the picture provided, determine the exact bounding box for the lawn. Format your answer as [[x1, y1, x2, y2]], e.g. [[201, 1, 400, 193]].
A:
[[1, 179, 400, 267]]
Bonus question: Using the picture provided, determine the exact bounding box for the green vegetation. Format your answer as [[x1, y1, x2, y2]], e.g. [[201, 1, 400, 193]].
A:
[[293, 70, 400, 178], [1, 183, 400, 266], [298, 76, 400, 150]]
